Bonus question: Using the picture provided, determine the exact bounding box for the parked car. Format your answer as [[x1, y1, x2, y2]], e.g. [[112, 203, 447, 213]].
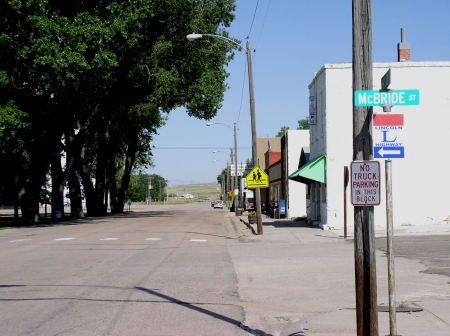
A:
[[213, 200, 224, 209]]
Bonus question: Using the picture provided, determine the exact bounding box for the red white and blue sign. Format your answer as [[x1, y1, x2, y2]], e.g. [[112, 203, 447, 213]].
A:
[[373, 114, 405, 159]]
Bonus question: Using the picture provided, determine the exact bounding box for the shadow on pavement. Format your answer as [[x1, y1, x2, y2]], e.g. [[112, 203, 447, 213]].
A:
[[135, 286, 273, 336], [0, 210, 184, 229], [266, 220, 321, 230]]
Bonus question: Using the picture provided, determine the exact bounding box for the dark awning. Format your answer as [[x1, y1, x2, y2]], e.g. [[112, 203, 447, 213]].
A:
[[288, 155, 326, 184]]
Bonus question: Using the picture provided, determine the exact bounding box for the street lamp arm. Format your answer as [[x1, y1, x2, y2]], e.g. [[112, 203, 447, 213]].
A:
[[186, 33, 242, 50], [206, 121, 233, 129]]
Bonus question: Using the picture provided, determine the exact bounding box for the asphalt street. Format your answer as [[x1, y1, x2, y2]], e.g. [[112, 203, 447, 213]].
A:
[[0, 203, 251, 336], [1, 203, 449, 336], [376, 235, 450, 278]]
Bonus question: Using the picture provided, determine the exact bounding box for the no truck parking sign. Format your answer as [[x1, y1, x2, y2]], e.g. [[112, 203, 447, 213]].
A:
[[350, 161, 381, 206]]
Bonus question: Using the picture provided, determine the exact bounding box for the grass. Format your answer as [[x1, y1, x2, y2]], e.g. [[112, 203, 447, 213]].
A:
[[167, 182, 220, 199]]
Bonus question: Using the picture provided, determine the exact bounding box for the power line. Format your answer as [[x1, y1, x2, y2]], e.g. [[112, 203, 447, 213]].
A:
[[236, 60, 248, 123], [255, 0, 271, 49], [153, 146, 251, 150], [247, 0, 260, 39]]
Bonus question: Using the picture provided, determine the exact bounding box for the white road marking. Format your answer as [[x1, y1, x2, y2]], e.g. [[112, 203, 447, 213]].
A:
[[10, 239, 31, 243], [55, 238, 75, 241], [100, 238, 119, 241], [145, 238, 161, 241], [190, 239, 207, 242]]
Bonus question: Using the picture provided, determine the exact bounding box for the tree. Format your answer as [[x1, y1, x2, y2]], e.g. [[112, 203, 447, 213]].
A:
[[149, 174, 167, 202], [297, 118, 310, 130], [0, 0, 237, 223], [217, 166, 230, 200], [276, 126, 290, 137]]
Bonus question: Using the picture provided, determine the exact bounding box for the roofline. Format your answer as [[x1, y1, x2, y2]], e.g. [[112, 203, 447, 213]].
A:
[[308, 60, 450, 89], [267, 157, 282, 170]]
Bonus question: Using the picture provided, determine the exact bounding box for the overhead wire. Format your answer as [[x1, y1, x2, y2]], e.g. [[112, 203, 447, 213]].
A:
[[235, 59, 248, 123], [153, 146, 251, 150], [235, 0, 260, 123], [254, 0, 271, 49], [247, 0, 260, 39], [232, 1, 261, 129]]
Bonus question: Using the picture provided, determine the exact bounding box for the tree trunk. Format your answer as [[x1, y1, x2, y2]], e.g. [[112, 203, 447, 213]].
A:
[[79, 141, 96, 217], [108, 160, 120, 214], [93, 127, 109, 217], [19, 172, 42, 225], [68, 168, 84, 218], [19, 147, 49, 224], [65, 129, 84, 218], [51, 151, 65, 221], [14, 174, 20, 219], [116, 135, 138, 213]]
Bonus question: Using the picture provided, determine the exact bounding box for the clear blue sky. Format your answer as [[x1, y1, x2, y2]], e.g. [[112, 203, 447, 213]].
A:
[[151, 0, 450, 186]]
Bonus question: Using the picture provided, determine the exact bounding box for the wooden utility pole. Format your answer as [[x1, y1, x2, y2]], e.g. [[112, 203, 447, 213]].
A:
[[234, 122, 240, 215], [246, 39, 263, 235], [230, 148, 236, 211], [344, 166, 349, 239], [352, 1, 379, 335]]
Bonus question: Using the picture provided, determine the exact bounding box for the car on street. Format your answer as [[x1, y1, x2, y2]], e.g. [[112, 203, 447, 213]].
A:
[[213, 200, 224, 209]]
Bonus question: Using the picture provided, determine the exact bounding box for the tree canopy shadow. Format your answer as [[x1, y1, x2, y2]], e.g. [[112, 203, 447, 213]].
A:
[[0, 210, 184, 229]]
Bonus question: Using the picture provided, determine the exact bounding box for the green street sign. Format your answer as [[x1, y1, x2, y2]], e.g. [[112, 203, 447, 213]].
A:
[[355, 90, 419, 107]]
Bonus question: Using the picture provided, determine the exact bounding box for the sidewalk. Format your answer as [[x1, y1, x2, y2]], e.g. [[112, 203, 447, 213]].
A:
[[226, 213, 450, 336]]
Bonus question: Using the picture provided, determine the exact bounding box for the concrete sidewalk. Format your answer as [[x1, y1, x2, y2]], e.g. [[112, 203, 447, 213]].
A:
[[226, 213, 450, 336]]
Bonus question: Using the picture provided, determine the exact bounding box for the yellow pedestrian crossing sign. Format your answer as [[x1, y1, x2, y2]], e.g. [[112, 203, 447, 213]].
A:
[[246, 166, 269, 188], [228, 190, 235, 197]]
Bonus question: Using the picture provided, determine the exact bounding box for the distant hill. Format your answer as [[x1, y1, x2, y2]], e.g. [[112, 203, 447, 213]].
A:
[[167, 182, 220, 199]]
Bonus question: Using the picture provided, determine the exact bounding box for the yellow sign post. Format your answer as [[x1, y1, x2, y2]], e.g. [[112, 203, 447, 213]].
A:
[[246, 166, 269, 188], [228, 190, 235, 197]]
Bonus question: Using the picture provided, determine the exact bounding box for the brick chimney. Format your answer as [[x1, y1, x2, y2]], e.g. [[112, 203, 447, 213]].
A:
[[398, 28, 410, 62]]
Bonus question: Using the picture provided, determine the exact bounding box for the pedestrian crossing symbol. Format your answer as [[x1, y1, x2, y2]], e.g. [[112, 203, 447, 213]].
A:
[[246, 166, 269, 188]]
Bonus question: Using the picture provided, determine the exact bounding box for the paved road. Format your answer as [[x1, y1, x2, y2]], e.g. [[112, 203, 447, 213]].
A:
[[0, 203, 252, 336], [376, 235, 450, 278]]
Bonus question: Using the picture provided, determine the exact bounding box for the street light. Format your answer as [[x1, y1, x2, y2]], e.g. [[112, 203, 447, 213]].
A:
[[190, 33, 263, 234], [186, 33, 242, 49], [211, 150, 232, 207], [207, 122, 240, 214]]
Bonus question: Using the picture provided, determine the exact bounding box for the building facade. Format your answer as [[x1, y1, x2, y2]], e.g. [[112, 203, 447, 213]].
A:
[[302, 61, 450, 232], [281, 130, 310, 218]]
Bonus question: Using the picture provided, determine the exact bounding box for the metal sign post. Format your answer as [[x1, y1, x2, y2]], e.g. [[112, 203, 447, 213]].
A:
[[385, 159, 397, 336]]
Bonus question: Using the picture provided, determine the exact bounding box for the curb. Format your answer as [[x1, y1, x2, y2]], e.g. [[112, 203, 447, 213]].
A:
[[239, 216, 257, 235]]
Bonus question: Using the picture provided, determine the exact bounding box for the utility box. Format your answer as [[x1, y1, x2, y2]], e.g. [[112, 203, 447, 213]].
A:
[[278, 199, 286, 218]]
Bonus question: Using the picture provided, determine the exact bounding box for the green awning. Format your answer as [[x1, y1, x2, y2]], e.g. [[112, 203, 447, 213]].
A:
[[288, 155, 326, 184]]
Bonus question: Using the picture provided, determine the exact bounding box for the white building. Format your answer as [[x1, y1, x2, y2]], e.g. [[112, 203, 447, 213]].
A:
[[281, 130, 310, 218], [294, 60, 450, 233]]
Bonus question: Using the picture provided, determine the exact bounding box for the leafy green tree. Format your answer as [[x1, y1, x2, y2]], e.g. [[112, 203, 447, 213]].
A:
[[0, 101, 30, 217], [126, 173, 167, 202], [217, 166, 229, 186], [297, 118, 310, 130], [0, 0, 236, 223], [126, 173, 149, 202], [149, 174, 167, 202], [276, 126, 290, 137], [217, 166, 230, 200]]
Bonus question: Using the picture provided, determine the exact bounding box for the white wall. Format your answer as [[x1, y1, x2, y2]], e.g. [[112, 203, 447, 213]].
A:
[[308, 69, 328, 225], [314, 61, 450, 233], [286, 130, 310, 218]]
